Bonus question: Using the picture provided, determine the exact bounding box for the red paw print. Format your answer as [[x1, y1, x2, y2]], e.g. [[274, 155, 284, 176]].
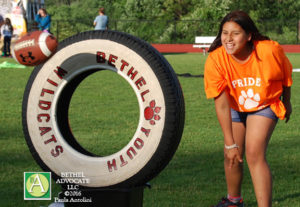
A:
[[144, 100, 161, 125]]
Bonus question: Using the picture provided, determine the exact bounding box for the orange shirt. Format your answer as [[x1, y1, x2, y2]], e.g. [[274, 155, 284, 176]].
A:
[[204, 40, 293, 120]]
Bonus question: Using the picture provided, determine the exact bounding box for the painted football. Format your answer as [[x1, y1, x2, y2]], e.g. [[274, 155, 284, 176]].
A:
[[12, 31, 58, 66]]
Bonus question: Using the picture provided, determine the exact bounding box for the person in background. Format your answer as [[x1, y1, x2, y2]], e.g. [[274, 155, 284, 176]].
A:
[[35, 8, 51, 33], [1, 18, 13, 57], [0, 15, 5, 56], [0, 15, 3, 26], [93, 7, 108, 30], [204, 10, 292, 207]]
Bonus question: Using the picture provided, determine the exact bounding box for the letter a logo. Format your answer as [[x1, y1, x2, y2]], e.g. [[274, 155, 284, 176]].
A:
[[24, 172, 51, 200]]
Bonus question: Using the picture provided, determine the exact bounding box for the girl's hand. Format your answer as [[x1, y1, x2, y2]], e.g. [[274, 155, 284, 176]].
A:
[[284, 100, 292, 123], [224, 147, 243, 168], [282, 86, 292, 123]]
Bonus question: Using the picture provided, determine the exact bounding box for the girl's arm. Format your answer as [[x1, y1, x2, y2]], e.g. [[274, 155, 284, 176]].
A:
[[0, 25, 4, 36], [214, 91, 234, 146], [38, 15, 50, 29], [282, 86, 292, 123], [35, 14, 41, 23], [214, 91, 243, 167]]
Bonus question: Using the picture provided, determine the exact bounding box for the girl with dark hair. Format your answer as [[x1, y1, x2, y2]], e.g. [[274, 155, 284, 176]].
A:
[[1, 18, 13, 57], [208, 10, 270, 53], [35, 8, 51, 32], [204, 11, 292, 207]]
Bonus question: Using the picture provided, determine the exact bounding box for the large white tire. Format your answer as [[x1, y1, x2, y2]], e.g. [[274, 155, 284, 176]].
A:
[[22, 30, 185, 188]]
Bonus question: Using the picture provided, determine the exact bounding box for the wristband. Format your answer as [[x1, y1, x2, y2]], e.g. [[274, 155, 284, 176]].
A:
[[225, 143, 238, 149]]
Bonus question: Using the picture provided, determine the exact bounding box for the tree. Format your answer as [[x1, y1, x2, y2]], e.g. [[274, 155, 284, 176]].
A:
[[45, 0, 299, 44]]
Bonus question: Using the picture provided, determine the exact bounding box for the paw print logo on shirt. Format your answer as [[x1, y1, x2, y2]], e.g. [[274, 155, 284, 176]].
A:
[[238, 89, 260, 110]]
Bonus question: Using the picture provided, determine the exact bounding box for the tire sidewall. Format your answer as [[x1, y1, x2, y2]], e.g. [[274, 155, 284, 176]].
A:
[[23, 31, 184, 188]]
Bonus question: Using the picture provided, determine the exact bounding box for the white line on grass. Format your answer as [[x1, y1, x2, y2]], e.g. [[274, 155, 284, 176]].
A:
[[293, 68, 300, 72]]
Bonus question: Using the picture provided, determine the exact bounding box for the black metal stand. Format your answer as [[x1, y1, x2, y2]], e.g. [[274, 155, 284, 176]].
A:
[[57, 184, 150, 207]]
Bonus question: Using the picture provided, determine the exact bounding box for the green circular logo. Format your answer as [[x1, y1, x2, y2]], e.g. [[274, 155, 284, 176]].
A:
[[26, 174, 49, 197]]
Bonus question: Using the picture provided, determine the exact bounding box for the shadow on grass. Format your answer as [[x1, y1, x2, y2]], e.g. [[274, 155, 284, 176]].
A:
[[0, 125, 24, 141], [274, 192, 300, 203]]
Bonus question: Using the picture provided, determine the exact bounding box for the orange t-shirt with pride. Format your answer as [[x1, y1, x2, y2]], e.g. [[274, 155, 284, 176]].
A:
[[204, 40, 293, 120]]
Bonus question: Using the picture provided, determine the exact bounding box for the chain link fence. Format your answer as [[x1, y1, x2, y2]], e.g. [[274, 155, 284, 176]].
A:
[[28, 18, 300, 44]]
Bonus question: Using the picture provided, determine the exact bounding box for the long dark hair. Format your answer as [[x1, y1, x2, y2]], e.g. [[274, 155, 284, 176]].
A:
[[40, 8, 48, 15], [4, 18, 13, 33], [208, 10, 269, 52]]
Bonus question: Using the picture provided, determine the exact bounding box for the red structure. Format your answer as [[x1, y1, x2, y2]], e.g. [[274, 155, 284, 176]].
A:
[[152, 44, 300, 53]]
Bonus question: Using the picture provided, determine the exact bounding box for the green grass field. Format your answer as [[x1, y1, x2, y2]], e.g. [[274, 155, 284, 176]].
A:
[[0, 53, 299, 207]]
